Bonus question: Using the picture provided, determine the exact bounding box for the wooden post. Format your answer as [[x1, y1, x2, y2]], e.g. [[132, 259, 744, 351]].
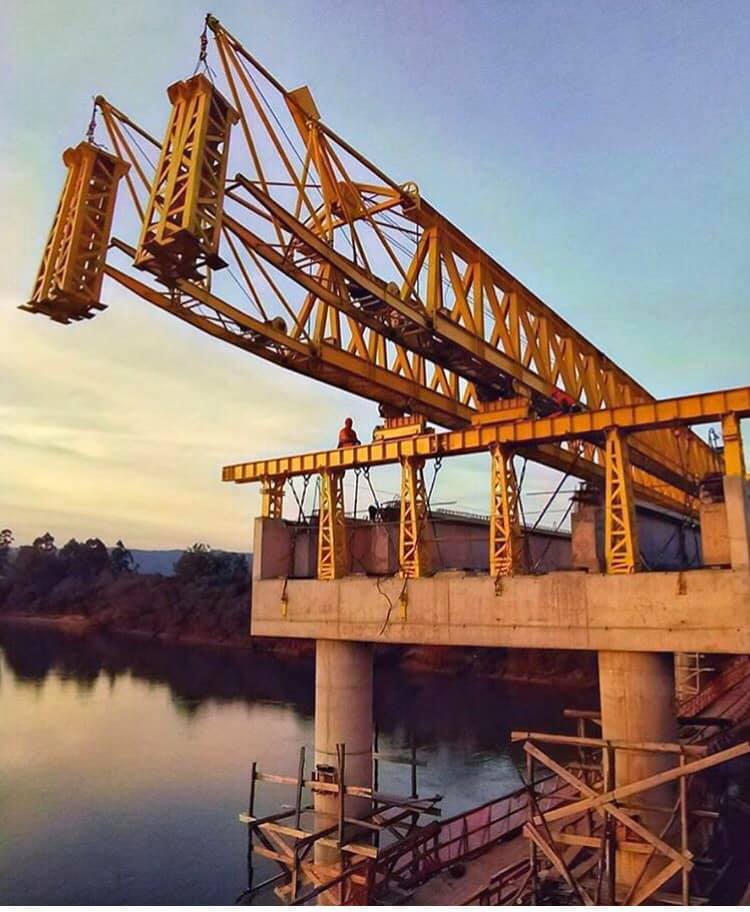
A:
[[410, 733, 418, 799], [527, 749, 537, 904], [247, 761, 257, 893], [605, 744, 616, 904], [294, 746, 306, 829], [679, 753, 689, 906], [336, 742, 346, 847]]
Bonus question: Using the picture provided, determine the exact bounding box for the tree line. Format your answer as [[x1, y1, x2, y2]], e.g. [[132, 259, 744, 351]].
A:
[[0, 530, 248, 588]]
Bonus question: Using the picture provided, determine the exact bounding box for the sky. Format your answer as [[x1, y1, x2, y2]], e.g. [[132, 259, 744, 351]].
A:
[[2, 0, 749, 551]]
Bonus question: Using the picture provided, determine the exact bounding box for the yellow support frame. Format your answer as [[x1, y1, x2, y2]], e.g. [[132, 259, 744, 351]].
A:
[[260, 476, 285, 519], [721, 413, 746, 477], [23, 142, 129, 324], [604, 428, 640, 574], [317, 470, 347, 580], [489, 445, 523, 577], [399, 457, 431, 579], [135, 73, 238, 281]]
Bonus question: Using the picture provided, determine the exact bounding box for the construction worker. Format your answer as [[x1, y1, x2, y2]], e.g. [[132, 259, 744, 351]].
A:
[[338, 417, 360, 448]]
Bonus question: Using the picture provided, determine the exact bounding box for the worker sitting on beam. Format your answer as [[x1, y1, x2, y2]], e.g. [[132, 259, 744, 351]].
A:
[[337, 417, 360, 448]]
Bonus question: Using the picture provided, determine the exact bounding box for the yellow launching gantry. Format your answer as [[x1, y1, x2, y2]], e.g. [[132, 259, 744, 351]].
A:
[[21, 16, 744, 578]]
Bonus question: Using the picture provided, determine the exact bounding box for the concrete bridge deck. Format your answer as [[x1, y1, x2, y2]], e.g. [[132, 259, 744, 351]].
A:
[[252, 567, 749, 654]]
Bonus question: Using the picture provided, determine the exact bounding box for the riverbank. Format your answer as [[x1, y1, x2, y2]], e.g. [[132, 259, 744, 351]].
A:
[[0, 570, 596, 686]]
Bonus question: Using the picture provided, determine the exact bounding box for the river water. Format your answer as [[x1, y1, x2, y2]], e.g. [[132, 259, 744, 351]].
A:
[[0, 625, 592, 904]]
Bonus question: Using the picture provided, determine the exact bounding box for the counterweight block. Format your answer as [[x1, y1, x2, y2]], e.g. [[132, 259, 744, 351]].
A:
[[22, 142, 129, 324], [134, 73, 238, 284]]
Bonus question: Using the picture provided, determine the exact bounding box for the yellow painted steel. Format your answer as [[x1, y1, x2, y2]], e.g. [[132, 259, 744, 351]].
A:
[[207, 19, 716, 496], [222, 385, 750, 487], [134, 74, 238, 281], [23, 22, 742, 536], [260, 476, 285, 519], [489, 445, 522, 577], [23, 142, 129, 323], [721, 413, 746, 477], [399, 457, 431, 579], [317, 470, 347, 580], [604, 429, 640, 574]]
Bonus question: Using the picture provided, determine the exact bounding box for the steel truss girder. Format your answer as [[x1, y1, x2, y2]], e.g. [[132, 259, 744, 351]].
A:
[[489, 445, 523, 577], [81, 93, 710, 516], [103, 252, 692, 512], [205, 22, 717, 493], [399, 457, 431, 579], [225, 180, 710, 499], [317, 470, 347, 580]]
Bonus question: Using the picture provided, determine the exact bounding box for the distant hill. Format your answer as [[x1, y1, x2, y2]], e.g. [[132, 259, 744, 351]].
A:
[[129, 550, 185, 576], [6, 548, 252, 578], [130, 550, 252, 576]]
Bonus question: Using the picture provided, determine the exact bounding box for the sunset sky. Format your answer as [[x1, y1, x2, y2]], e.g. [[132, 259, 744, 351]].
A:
[[3, 0, 749, 551]]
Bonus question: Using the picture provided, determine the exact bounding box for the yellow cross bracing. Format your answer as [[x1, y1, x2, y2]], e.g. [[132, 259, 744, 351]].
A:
[[22, 142, 129, 324], [134, 74, 238, 281], [489, 445, 523, 577], [317, 470, 348, 580], [22, 17, 732, 520], [399, 457, 431, 579], [603, 428, 640, 574], [260, 476, 285, 519]]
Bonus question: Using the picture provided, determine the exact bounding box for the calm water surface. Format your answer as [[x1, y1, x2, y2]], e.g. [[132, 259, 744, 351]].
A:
[[0, 625, 592, 904]]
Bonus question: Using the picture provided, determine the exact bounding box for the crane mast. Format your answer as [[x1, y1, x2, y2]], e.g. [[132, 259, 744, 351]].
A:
[[22, 15, 722, 521]]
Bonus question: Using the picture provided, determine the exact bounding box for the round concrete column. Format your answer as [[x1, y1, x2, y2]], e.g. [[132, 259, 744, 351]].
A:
[[598, 650, 678, 888], [313, 639, 373, 886]]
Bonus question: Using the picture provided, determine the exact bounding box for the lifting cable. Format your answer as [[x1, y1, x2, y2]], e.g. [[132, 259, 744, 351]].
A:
[[353, 468, 360, 520], [422, 457, 445, 571], [529, 470, 571, 532], [85, 97, 99, 146], [288, 474, 312, 524], [193, 17, 218, 82]]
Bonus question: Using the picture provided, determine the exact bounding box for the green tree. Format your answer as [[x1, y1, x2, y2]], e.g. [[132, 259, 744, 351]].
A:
[[110, 539, 137, 574], [59, 537, 110, 580], [0, 528, 13, 577], [175, 543, 248, 585]]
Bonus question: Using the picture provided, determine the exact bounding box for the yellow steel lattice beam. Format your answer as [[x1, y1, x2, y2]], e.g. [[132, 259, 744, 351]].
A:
[[604, 428, 640, 574], [135, 74, 238, 282], [260, 476, 285, 519], [489, 445, 523, 577], [317, 470, 347, 580], [22, 142, 129, 324], [222, 385, 750, 493], [207, 18, 717, 493], [399, 457, 431, 579]]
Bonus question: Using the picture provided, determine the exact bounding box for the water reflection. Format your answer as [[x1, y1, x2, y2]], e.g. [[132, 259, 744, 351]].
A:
[[0, 624, 594, 904]]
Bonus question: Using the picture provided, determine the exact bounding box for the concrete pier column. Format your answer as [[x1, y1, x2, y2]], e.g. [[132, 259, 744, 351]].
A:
[[598, 651, 678, 887], [313, 639, 373, 883], [571, 502, 603, 571], [723, 475, 750, 570]]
